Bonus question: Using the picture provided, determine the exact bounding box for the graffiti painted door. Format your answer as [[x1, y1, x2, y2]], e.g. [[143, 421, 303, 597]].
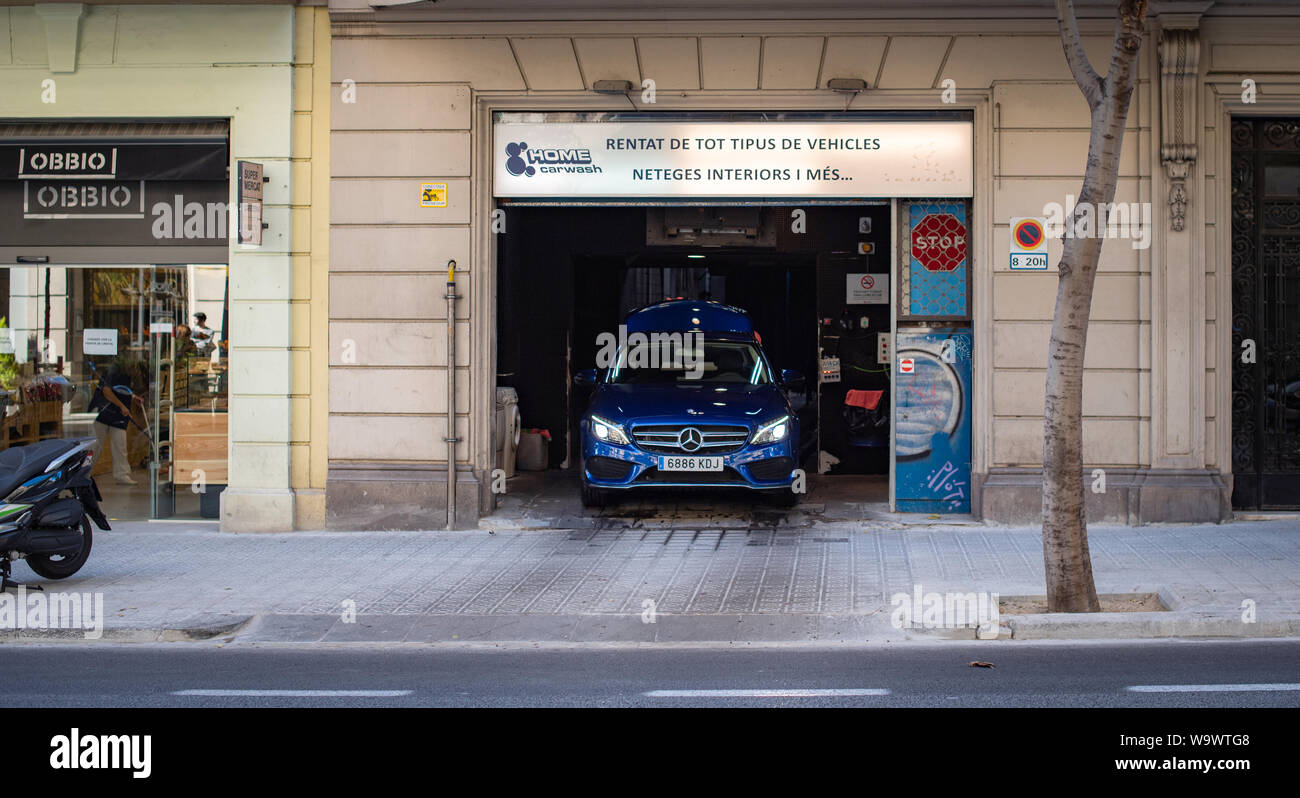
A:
[[894, 327, 972, 513]]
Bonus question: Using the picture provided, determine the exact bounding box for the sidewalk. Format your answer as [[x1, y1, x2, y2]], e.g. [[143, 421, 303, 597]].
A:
[[3, 512, 1298, 644]]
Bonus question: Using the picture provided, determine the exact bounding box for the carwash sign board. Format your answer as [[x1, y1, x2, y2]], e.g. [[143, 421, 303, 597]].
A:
[[493, 120, 972, 198]]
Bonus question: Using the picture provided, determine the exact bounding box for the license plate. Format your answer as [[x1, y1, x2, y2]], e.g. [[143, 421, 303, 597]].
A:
[[659, 456, 723, 472]]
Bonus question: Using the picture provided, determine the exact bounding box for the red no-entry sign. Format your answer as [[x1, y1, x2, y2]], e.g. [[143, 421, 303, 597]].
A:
[[911, 213, 967, 272]]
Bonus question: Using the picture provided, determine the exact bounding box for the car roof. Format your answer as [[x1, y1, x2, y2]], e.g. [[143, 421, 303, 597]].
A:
[[624, 299, 754, 335]]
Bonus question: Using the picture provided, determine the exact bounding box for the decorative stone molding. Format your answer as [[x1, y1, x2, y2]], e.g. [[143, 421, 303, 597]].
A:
[[34, 3, 85, 74], [1166, 159, 1190, 231], [1159, 27, 1200, 232]]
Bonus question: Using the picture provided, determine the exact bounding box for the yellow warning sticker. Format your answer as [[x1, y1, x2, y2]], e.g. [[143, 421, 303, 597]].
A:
[[420, 183, 448, 208]]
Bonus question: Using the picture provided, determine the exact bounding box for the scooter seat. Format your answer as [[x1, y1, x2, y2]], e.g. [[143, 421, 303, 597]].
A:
[[0, 439, 82, 501]]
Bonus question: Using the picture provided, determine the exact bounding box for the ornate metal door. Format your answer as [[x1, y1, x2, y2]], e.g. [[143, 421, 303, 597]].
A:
[[1231, 119, 1300, 509]]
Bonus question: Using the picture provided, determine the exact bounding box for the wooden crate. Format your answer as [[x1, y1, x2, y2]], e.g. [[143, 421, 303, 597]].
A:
[[36, 400, 63, 440], [173, 411, 228, 484], [1, 404, 37, 449], [36, 401, 61, 423]]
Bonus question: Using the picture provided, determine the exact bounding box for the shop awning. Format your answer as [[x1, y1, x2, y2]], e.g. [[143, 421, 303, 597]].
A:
[[0, 120, 229, 181]]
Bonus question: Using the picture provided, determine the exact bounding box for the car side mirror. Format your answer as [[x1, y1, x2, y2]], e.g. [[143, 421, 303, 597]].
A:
[[573, 368, 598, 387], [780, 369, 805, 391]]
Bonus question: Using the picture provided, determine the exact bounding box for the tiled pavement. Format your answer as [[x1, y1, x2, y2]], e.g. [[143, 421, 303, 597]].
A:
[[7, 513, 1298, 641], [4, 473, 1297, 642]]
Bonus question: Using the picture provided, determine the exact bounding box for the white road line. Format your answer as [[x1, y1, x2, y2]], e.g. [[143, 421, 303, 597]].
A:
[[645, 688, 889, 698], [1126, 683, 1300, 693], [172, 689, 412, 697]]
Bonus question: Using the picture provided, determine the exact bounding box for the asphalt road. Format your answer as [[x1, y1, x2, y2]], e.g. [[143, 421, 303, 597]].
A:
[[2, 638, 1299, 708]]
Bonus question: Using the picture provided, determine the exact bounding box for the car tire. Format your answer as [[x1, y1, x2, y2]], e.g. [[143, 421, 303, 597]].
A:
[[580, 478, 608, 509]]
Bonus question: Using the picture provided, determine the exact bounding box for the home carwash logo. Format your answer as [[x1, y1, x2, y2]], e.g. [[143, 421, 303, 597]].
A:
[[504, 142, 602, 177]]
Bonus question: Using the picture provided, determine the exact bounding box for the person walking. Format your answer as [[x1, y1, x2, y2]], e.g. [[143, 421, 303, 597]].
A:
[[91, 368, 142, 485]]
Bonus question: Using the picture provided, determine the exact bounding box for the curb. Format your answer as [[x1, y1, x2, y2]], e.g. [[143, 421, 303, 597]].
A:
[[5, 610, 1298, 645], [230, 610, 1300, 645], [1004, 611, 1300, 640], [232, 612, 904, 645], [0, 613, 253, 643]]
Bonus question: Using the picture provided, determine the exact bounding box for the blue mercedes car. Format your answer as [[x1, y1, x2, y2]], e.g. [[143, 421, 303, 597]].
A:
[[573, 300, 804, 508]]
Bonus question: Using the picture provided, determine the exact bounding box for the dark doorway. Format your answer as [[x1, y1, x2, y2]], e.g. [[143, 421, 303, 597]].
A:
[[495, 204, 889, 477], [571, 251, 819, 468], [1231, 118, 1300, 509]]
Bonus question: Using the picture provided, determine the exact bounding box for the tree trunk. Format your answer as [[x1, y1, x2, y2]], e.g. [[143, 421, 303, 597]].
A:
[[1043, 0, 1148, 612]]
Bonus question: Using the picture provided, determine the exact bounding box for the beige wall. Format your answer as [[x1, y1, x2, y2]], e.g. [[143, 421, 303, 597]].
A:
[[0, 3, 308, 531], [289, 5, 331, 529], [326, 9, 1300, 525]]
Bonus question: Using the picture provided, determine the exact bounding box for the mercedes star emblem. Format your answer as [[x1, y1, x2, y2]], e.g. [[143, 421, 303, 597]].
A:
[[678, 427, 703, 452]]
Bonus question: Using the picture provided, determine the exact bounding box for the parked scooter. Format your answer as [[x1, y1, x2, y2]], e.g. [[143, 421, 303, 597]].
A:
[[0, 437, 110, 589]]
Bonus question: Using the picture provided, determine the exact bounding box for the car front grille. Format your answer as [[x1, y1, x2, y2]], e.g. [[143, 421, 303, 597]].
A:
[[631, 424, 750, 455], [635, 467, 747, 484]]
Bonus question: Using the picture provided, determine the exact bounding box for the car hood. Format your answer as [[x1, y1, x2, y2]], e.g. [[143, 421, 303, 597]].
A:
[[588, 382, 789, 429]]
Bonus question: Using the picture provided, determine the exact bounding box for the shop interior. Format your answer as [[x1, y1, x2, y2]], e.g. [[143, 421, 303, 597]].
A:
[[495, 203, 894, 513], [0, 264, 229, 521]]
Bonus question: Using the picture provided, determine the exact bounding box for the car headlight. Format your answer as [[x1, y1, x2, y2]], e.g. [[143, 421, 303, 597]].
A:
[[751, 415, 791, 445], [590, 414, 630, 445]]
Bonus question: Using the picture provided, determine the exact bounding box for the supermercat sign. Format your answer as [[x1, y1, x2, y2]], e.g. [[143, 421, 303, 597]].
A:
[[493, 118, 972, 199]]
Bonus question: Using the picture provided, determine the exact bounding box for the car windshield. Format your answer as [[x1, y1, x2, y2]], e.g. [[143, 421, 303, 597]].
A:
[[607, 338, 773, 385]]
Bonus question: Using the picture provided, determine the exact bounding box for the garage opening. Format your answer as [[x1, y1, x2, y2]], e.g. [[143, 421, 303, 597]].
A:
[[494, 203, 894, 518]]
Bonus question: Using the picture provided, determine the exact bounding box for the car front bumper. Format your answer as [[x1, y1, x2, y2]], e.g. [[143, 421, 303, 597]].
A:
[[581, 434, 797, 491]]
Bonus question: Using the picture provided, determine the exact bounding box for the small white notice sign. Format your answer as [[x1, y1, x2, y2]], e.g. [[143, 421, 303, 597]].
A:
[[83, 328, 118, 356], [847, 273, 888, 304]]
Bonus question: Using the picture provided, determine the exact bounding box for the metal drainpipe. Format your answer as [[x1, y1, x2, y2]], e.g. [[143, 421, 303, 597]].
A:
[[445, 260, 459, 530]]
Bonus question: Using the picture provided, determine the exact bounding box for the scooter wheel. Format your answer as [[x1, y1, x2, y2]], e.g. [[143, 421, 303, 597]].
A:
[[26, 517, 93, 580]]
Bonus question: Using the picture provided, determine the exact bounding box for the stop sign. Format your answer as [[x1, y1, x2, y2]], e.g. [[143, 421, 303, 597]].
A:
[[911, 213, 967, 272]]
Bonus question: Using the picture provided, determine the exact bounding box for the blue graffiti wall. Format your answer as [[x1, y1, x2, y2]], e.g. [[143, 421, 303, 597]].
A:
[[895, 328, 972, 513]]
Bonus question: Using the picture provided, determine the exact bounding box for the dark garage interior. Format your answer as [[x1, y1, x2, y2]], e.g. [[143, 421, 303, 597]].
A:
[[495, 203, 894, 484]]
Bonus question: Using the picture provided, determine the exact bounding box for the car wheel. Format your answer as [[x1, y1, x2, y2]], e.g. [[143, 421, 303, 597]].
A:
[[580, 477, 608, 509]]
